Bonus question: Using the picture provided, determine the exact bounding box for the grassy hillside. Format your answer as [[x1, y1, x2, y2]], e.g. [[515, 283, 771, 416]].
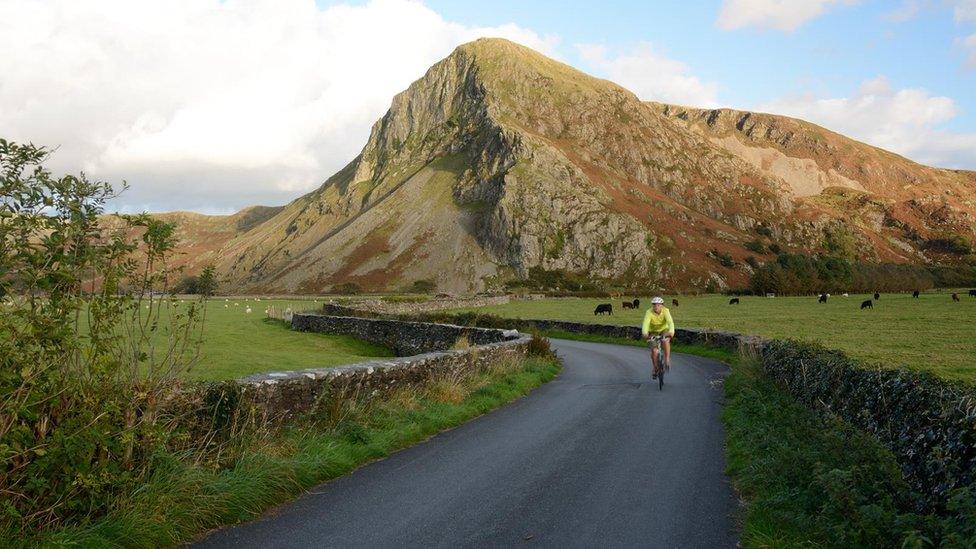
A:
[[451, 292, 976, 382]]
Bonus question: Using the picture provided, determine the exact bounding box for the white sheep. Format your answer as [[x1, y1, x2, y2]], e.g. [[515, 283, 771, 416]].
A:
[[246, 307, 252, 314]]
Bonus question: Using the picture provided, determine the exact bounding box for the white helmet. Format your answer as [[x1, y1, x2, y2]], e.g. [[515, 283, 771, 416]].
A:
[[651, 296, 664, 304]]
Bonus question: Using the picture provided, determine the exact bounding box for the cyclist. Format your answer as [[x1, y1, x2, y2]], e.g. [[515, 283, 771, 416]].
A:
[[641, 296, 675, 379]]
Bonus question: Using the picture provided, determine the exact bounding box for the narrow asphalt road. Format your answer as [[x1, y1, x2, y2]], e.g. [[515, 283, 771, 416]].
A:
[[195, 339, 738, 548]]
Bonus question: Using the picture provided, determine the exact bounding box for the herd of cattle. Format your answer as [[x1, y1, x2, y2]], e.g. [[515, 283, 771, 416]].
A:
[[593, 289, 976, 315]]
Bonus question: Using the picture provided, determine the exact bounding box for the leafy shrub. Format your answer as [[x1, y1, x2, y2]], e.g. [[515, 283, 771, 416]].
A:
[[408, 279, 436, 293], [526, 333, 555, 358], [924, 234, 973, 255], [333, 282, 362, 295], [744, 239, 766, 254], [823, 224, 860, 260], [710, 249, 736, 267], [174, 266, 217, 296], [0, 139, 205, 534]]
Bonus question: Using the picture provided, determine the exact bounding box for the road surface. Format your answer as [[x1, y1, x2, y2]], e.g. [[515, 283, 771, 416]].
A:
[[195, 339, 738, 548]]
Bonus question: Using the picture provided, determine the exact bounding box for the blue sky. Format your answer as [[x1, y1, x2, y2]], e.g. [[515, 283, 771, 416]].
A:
[[423, 0, 975, 129], [2, 0, 973, 213]]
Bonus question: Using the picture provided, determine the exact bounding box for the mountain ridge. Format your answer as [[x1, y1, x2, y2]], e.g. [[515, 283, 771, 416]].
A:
[[155, 38, 976, 293]]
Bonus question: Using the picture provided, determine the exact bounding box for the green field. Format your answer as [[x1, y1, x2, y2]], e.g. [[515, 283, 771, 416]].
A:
[[131, 299, 392, 381], [452, 292, 976, 382]]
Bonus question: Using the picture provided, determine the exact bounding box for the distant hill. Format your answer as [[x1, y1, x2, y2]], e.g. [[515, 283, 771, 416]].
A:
[[154, 38, 976, 293]]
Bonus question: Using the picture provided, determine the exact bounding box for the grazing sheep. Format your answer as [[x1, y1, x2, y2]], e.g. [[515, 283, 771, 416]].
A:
[[672, 299, 679, 307], [842, 293, 849, 297], [861, 300, 873, 310], [874, 292, 880, 300], [245, 307, 252, 313], [622, 301, 635, 310], [913, 290, 920, 298], [729, 298, 740, 305], [969, 289, 976, 297], [632, 298, 640, 308], [952, 293, 960, 302], [818, 293, 827, 303], [594, 303, 613, 315]]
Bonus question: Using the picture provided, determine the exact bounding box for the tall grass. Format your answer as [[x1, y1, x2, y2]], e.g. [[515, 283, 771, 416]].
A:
[[15, 355, 560, 547]]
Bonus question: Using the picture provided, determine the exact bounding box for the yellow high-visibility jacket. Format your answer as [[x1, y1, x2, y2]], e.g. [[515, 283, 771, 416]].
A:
[[641, 307, 675, 337]]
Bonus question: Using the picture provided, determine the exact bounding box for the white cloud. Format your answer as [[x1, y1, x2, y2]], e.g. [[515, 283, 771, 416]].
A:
[[576, 43, 720, 108], [716, 0, 857, 32], [952, 0, 976, 22], [758, 77, 976, 169], [0, 0, 558, 213]]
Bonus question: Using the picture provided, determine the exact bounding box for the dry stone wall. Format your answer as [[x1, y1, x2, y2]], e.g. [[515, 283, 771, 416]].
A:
[[341, 295, 538, 315], [291, 313, 521, 356], [185, 315, 530, 438]]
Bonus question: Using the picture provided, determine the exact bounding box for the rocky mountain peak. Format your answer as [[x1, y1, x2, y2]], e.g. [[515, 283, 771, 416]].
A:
[[155, 39, 976, 294]]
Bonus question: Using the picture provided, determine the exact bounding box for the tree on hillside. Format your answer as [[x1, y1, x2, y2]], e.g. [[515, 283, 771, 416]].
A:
[[198, 264, 218, 296]]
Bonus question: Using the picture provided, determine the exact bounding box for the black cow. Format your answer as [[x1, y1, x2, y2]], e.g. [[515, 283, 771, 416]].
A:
[[912, 290, 920, 298], [729, 298, 740, 305], [969, 289, 976, 297], [952, 293, 961, 302], [672, 299, 679, 307], [622, 301, 635, 310], [874, 292, 880, 300], [861, 300, 873, 310], [818, 293, 827, 303], [594, 303, 613, 315]]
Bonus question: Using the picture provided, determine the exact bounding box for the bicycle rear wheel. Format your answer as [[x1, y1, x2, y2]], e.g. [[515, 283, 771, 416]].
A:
[[657, 350, 664, 391]]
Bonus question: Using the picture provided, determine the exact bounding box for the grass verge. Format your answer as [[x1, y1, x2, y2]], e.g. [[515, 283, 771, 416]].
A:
[[14, 355, 560, 548]]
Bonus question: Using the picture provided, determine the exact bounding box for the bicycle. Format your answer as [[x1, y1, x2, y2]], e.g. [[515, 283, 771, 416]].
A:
[[648, 334, 671, 391]]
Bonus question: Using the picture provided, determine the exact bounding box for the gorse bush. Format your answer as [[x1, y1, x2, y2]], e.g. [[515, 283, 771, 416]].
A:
[[0, 139, 205, 534]]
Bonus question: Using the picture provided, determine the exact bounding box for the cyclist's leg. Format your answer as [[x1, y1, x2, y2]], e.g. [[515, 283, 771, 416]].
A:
[[650, 345, 660, 378], [663, 336, 672, 370]]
